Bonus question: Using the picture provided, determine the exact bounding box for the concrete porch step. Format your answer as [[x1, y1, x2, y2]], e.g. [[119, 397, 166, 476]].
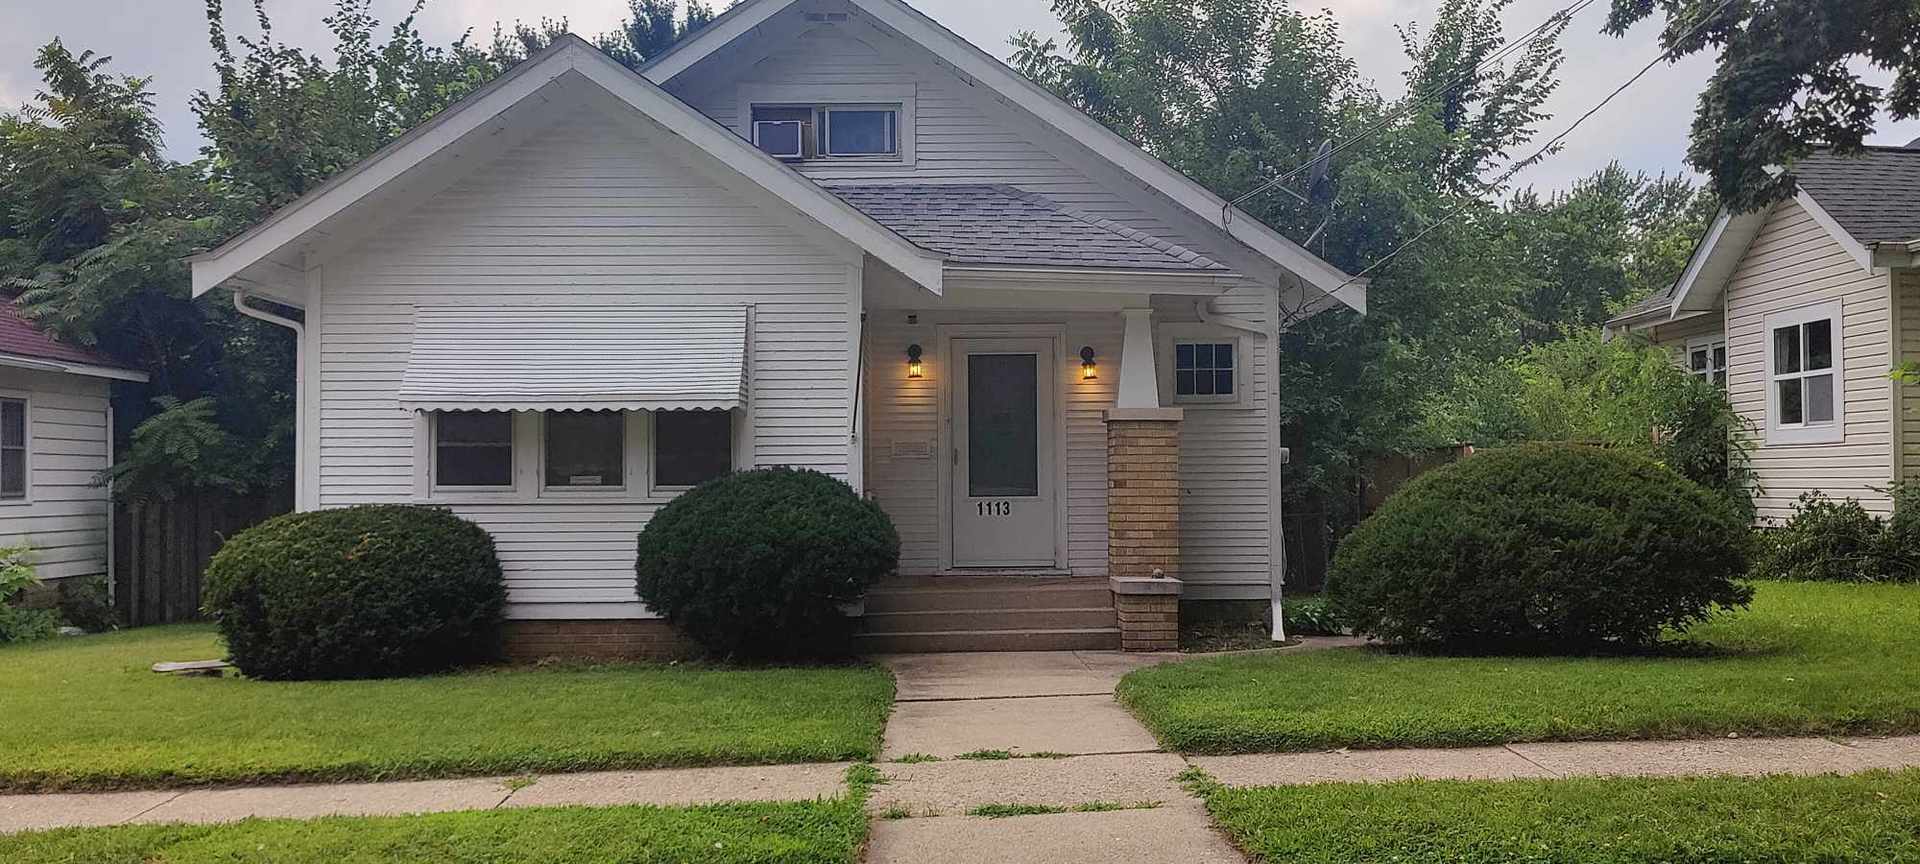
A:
[[854, 627, 1122, 653], [861, 607, 1118, 634]]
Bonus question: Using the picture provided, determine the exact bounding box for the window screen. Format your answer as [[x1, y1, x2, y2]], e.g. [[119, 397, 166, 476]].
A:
[[0, 399, 24, 499], [655, 410, 732, 488], [434, 411, 513, 487], [545, 411, 624, 488]]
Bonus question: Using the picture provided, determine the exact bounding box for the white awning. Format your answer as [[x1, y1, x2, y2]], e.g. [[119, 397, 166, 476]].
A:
[[398, 306, 749, 412]]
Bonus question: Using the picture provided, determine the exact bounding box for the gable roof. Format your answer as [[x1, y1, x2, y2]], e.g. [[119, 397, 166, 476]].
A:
[[641, 0, 1366, 314], [188, 34, 947, 300], [0, 303, 147, 381], [1792, 145, 1920, 246], [830, 184, 1226, 272]]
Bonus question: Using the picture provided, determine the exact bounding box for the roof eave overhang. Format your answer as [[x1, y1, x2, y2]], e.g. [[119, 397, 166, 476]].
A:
[[642, 0, 1364, 315], [0, 353, 148, 382], [189, 36, 946, 300]]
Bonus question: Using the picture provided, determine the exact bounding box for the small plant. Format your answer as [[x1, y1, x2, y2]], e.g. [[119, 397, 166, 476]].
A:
[[0, 545, 56, 645], [1175, 766, 1221, 797], [634, 467, 899, 660], [892, 753, 940, 764], [878, 806, 914, 820], [969, 803, 1068, 818], [56, 575, 117, 632], [501, 775, 538, 793], [1281, 595, 1345, 636], [1026, 751, 1071, 759], [1073, 801, 1159, 813], [202, 505, 507, 680], [955, 749, 1015, 760]]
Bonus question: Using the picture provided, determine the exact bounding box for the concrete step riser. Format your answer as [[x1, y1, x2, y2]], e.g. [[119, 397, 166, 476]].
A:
[[861, 608, 1117, 634], [865, 587, 1113, 613], [854, 629, 1121, 653]]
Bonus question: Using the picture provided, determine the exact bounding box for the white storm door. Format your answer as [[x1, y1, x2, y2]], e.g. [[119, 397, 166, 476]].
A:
[[951, 338, 1058, 568]]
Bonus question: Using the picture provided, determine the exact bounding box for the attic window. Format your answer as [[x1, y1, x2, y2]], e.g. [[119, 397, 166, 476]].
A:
[[750, 104, 900, 160]]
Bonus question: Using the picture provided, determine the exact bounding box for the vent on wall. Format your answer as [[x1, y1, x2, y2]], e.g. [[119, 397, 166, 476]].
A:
[[804, 12, 849, 22]]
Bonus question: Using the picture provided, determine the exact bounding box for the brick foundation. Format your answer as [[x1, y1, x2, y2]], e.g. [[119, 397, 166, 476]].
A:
[[1111, 577, 1182, 651], [1106, 411, 1182, 579], [502, 619, 695, 663]]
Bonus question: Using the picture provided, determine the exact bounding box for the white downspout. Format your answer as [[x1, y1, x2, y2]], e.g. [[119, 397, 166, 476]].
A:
[[232, 290, 306, 511]]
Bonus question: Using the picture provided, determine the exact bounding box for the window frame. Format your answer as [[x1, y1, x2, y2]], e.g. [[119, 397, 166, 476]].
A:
[[1156, 326, 1249, 408], [0, 394, 30, 505], [1763, 301, 1845, 445], [428, 410, 518, 495], [538, 410, 636, 495], [648, 409, 737, 495], [740, 86, 915, 166], [818, 105, 899, 158], [1685, 333, 1728, 388]]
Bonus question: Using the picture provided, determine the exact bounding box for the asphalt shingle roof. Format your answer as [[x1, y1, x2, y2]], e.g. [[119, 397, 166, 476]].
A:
[[826, 183, 1227, 272], [0, 302, 140, 371], [1793, 146, 1920, 245]]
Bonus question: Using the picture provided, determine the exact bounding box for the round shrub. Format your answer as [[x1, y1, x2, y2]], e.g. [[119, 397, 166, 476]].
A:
[[1329, 443, 1753, 651], [203, 505, 507, 680], [634, 467, 899, 659]]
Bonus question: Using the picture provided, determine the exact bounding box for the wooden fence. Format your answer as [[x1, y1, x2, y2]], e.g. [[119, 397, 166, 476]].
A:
[[113, 488, 291, 626]]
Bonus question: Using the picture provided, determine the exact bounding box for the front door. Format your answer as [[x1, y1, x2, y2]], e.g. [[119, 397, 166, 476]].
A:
[[951, 338, 1058, 568]]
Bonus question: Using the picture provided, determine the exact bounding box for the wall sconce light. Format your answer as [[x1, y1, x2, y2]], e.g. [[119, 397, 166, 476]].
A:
[[907, 344, 924, 379], [1079, 346, 1098, 380]]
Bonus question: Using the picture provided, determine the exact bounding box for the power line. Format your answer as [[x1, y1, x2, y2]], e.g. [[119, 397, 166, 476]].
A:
[[1324, 0, 1738, 294], [1228, 0, 1596, 215]]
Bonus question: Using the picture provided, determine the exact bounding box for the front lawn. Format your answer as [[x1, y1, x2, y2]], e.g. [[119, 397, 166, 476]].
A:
[[1120, 581, 1920, 753], [1205, 769, 1920, 864], [0, 799, 867, 864], [0, 625, 893, 791]]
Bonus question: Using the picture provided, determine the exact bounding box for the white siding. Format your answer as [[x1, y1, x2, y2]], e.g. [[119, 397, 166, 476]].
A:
[[313, 106, 858, 619], [1725, 200, 1895, 520], [860, 306, 1273, 598], [1897, 269, 1920, 482], [1644, 311, 1725, 354], [0, 368, 112, 581]]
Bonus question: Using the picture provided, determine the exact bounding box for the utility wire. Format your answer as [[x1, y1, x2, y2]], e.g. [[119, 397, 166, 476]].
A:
[[1324, 0, 1738, 293], [1227, 0, 1596, 215]]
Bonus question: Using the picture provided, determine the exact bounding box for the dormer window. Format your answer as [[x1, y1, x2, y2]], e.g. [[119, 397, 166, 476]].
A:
[[751, 103, 900, 160]]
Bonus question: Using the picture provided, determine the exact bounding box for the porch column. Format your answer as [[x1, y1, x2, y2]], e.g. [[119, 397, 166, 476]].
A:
[[1106, 308, 1184, 651]]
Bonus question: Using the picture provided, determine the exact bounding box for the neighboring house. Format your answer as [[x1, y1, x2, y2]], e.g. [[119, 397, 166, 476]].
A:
[[0, 303, 146, 587], [186, 0, 1365, 655], [1606, 144, 1920, 522]]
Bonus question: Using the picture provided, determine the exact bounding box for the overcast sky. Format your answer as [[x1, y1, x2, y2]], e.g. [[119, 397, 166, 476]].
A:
[[3, 0, 1919, 196]]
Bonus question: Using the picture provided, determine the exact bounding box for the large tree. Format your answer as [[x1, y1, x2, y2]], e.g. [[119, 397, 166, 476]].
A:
[[1606, 0, 1920, 212]]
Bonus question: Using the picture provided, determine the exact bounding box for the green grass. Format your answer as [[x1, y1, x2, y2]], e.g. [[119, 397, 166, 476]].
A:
[[954, 749, 1015, 760], [968, 803, 1069, 818], [0, 625, 894, 791], [1205, 769, 1920, 863], [0, 800, 868, 864], [1119, 581, 1920, 753]]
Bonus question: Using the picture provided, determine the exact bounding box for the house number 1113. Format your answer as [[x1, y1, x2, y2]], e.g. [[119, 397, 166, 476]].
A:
[[976, 501, 1013, 517]]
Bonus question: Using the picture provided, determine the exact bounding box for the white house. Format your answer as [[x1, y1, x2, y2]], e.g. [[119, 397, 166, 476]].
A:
[[1607, 144, 1920, 522], [0, 303, 145, 589], [187, 0, 1365, 656]]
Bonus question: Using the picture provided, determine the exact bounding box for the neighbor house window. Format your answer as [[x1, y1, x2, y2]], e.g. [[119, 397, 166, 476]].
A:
[[0, 398, 25, 500], [433, 411, 513, 488], [1688, 336, 1727, 388], [1173, 341, 1237, 402], [545, 411, 624, 489], [1765, 302, 1844, 444], [654, 410, 732, 488], [750, 104, 900, 159]]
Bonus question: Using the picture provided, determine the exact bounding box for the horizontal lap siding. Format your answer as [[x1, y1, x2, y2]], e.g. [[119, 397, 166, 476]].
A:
[[1726, 201, 1893, 520], [0, 369, 111, 580], [1645, 311, 1724, 354], [676, 26, 1209, 248], [1180, 288, 1273, 601], [316, 110, 855, 618], [1901, 270, 1920, 482]]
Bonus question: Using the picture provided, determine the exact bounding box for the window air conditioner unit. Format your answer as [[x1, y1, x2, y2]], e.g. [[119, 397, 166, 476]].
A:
[[753, 120, 807, 159]]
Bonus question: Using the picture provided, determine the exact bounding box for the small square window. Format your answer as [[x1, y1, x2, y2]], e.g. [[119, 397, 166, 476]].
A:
[[545, 411, 624, 488], [655, 410, 733, 488], [1172, 341, 1236, 402], [434, 411, 513, 488]]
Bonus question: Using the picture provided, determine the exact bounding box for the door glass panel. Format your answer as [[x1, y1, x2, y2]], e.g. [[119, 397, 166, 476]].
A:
[[967, 353, 1039, 497], [1806, 373, 1835, 423], [1779, 378, 1804, 425], [1773, 325, 1801, 374], [1805, 319, 1833, 370]]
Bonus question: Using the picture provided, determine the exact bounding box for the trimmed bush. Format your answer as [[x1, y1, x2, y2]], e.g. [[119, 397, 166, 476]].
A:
[[203, 505, 506, 680], [635, 467, 899, 659], [1329, 443, 1752, 651]]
